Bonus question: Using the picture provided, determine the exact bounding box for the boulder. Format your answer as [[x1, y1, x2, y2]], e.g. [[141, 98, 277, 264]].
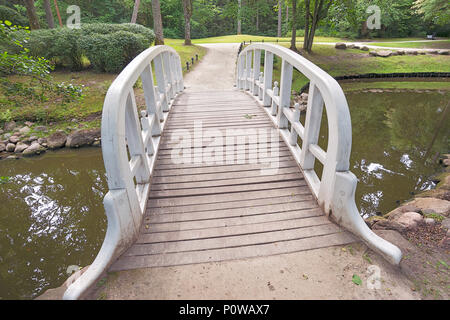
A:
[[9, 136, 20, 144], [24, 121, 34, 127], [375, 50, 393, 57], [34, 126, 48, 133], [353, 45, 360, 49], [369, 50, 377, 56], [38, 138, 47, 145], [347, 44, 355, 49], [66, 129, 101, 148], [438, 50, 449, 55], [28, 136, 38, 142], [361, 46, 369, 51], [406, 198, 450, 216], [14, 142, 29, 153], [442, 218, 450, 230], [6, 143, 15, 152], [0, 143, 5, 152], [395, 212, 423, 229], [335, 42, 347, 49], [4, 121, 16, 131], [47, 132, 67, 149], [19, 126, 30, 135], [23, 142, 46, 156]]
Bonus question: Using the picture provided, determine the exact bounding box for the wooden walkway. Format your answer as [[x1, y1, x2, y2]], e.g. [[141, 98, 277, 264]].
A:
[[110, 90, 355, 271]]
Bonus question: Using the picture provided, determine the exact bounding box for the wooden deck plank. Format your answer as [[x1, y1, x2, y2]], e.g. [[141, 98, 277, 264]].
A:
[[110, 90, 354, 271]]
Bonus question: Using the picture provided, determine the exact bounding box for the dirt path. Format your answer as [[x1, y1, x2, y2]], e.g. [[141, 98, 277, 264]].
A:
[[183, 43, 240, 91]]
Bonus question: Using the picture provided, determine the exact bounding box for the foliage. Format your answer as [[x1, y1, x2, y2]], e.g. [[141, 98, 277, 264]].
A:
[[0, 5, 28, 27], [413, 0, 450, 26], [21, 23, 154, 72], [0, 20, 83, 113]]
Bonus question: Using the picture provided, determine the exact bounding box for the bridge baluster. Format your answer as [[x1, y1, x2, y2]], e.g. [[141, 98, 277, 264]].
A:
[[262, 51, 273, 107], [289, 103, 300, 146], [245, 51, 252, 91], [162, 52, 174, 101], [271, 81, 278, 116], [277, 60, 293, 129], [258, 72, 263, 100]]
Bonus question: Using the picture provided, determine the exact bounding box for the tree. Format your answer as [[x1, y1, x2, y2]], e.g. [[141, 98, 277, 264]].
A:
[[413, 0, 449, 26], [182, 0, 193, 45], [277, 0, 282, 37], [43, 0, 55, 28], [131, 0, 141, 23], [303, 0, 333, 52], [237, 0, 242, 34], [290, 0, 298, 51], [151, 0, 164, 45], [23, 0, 40, 30]]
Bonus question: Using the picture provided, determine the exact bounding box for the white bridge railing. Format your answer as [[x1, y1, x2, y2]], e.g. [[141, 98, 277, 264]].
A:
[[63, 46, 184, 300], [237, 43, 402, 266]]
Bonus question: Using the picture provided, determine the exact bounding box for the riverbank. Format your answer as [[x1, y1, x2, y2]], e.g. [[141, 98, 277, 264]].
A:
[[366, 154, 450, 299]]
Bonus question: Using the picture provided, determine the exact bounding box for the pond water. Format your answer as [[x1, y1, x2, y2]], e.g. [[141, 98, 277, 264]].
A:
[[0, 88, 449, 299]]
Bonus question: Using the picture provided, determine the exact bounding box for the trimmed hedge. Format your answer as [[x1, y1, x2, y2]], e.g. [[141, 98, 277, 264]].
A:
[[22, 23, 155, 72]]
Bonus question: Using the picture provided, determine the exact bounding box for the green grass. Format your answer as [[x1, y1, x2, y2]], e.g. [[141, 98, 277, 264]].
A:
[[340, 81, 450, 92], [369, 40, 450, 49], [190, 34, 344, 44], [165, 39, 207, 73]]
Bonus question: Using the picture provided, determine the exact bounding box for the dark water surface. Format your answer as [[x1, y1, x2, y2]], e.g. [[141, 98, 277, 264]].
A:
[[0, 89, 449, 299]]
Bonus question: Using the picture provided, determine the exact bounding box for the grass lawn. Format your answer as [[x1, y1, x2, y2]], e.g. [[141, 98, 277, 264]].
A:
[[340, 80, 450, 92], [268, 42, 450, 91], [165, 39, 207, 72], [191, 34, 344, 44], [369, 40, 450, 49]]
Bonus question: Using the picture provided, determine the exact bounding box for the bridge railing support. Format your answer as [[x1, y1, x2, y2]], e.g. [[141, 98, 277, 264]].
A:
[[237, 43, 402, 266], [63, 46, 184, 300]]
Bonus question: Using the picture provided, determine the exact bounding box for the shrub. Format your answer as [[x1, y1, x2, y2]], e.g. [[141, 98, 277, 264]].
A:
[[22, 23, 155, 72], [80, 31, 150, 73], [0, 5, 28, 27]]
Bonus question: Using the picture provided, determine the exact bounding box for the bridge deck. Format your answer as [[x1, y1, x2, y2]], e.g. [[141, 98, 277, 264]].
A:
[[111, 90, 355, 271]]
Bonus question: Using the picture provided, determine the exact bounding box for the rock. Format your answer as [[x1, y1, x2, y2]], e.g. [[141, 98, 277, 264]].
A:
[[335, 42, 347, 49], [371, 50, 392, 57], [47, 132, 67, 149], [6, 143, 15, 152], [9, 136, 20, 144], [4, 121, 16, 131], [300, 93, 308, 101], [353, 45, 360, 49], [34, 126, 48, 133], [37, 138, 47, 145], [0, 129, 3, 135], [66, 129, 101, 148], [92, 140, 101, 147], [0, 143, 5, 152], [395, 212, 423, 229], [28, 136, 38, 142], [424, 218, 435, 225], [443, 158, 450, 166], [439, 229, 450, 247], [438, 50, 449, 55], [410, 50, 418, 55], [361, 46, 369, 51], [347, 44, 355, 49], [23, 142, 46, 156], [397, 50, 405, 55], [406, 198, 450, 216], [442, 218, 450, 230], [24, 121, 34, 127], [5, 155, 18, 160], [14, 142, 29, 153], [369, 50, 377, 56], [3, 133, 11, 140], [19, 126, 30, 135], [372, 219, 407, 233]]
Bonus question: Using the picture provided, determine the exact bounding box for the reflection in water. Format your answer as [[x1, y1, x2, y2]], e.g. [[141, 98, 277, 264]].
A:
[[0, 148, 107, 299], [0, 89, 448, 299]]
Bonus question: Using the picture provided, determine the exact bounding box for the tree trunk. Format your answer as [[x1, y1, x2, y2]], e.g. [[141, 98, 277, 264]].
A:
[[53, 0, 63, 27], [131, 0, 141, 24], [290, 0, 297, 51], [151, 0, 164, 45], [23, 0, 40, 30], [303, 0, 310, 50], [43, 0, 54, 28], [277, 0, 282, 37], [182, 0, 192, 45], [237, 0, 242, 34], [256, 8, 259, 31]]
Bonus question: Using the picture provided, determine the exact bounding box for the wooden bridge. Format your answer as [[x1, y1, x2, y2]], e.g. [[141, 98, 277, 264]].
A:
[[63, 44, 402, 299]]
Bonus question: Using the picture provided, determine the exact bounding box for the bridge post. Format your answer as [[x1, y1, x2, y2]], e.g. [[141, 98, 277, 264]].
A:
[[238, 55, 246, 89], [299, 83, 324, 170], [289, 103, 300, 145], [140, 65, 162, 133], [271, 82, 278, 116], [262, 51, 273, 107], [252, 49, 261, 95], [162, 52, 175, 101], [153, 55, 169, 112], [245, 51, 252, 91], [258, 72, 264, 100], [277, 60, 293, 129]]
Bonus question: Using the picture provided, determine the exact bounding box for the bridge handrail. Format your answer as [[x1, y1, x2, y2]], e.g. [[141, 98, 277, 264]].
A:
[[237, 43, 402, 265], [63, 45, 184, 300]]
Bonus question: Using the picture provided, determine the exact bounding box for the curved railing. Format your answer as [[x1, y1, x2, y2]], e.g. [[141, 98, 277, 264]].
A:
[[237, 43, 402, 265], [63, 46, 184, 300]]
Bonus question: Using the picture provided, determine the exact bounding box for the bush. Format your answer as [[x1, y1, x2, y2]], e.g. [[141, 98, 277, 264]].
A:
[[0, 5, 28, 27], [23, 23, 155, 72], [80, 31, 151, 73]]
